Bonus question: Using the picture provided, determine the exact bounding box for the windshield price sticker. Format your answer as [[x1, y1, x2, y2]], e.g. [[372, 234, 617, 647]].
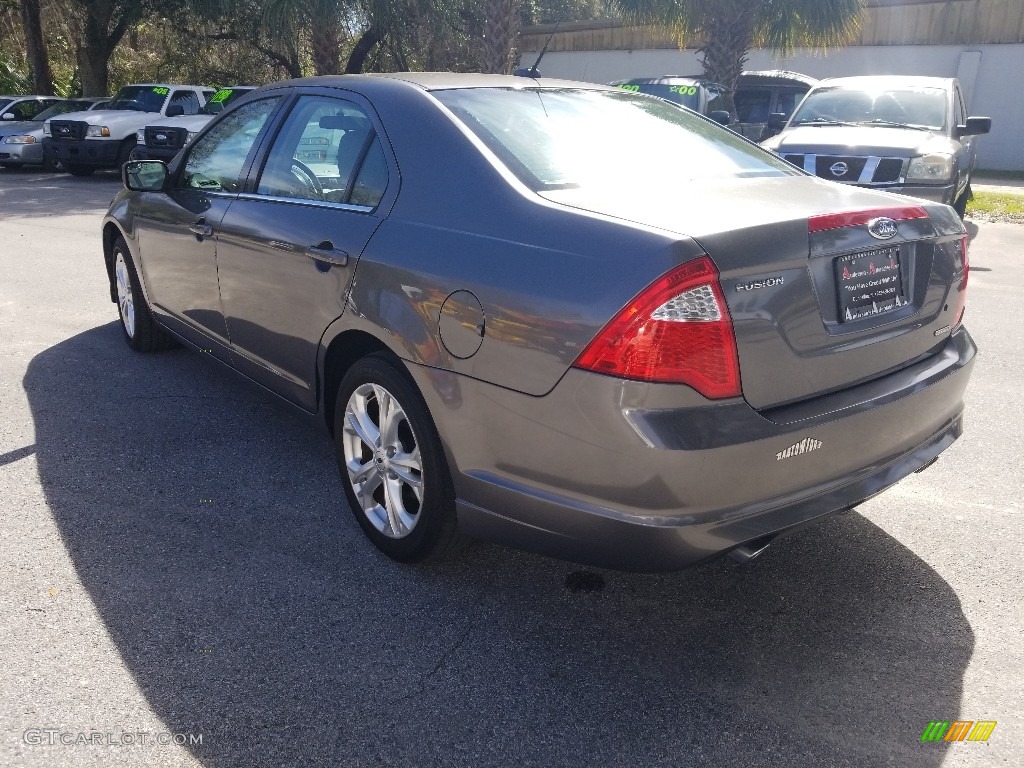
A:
[[835, 246, 907, 321], [152, 87, 170, 95], [209, 89, 233, 104], [669, 85, 699, 95], [617, 84, 641, 92]]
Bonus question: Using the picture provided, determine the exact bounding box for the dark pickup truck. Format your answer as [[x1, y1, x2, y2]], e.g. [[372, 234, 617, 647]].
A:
[[760, 75, 991, 216]]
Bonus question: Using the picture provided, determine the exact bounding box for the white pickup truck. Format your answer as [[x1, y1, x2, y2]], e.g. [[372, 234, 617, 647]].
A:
[[133, 86, 258, 162], [42, 83, 213, 176]]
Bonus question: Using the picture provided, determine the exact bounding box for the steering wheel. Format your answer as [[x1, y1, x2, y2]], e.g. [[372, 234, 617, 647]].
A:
[[290, 159, 323, 197]]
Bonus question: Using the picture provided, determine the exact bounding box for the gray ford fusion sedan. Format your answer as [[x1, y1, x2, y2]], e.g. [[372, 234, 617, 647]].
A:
[[101, 73, 976, 571]]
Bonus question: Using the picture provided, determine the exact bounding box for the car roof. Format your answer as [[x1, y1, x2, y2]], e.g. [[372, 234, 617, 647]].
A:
[[264, 72, 615, 94], [0, 94, 63, 100], [738, 70, 818, 87], [814, 75, 955, 89]]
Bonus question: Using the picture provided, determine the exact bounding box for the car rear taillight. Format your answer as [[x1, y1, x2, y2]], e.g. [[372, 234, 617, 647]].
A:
[[952, 234, 969, 327], [573, 256, 741, 399]]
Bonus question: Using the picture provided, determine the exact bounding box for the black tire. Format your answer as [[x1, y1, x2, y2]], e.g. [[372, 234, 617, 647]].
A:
[[65, 163, 94, 177], [117, 139, 135, 170], [953, 182, 972, 218], [333, 354, 464, 563], [111, 237, 176, 352], [42, 156, 61, 172]]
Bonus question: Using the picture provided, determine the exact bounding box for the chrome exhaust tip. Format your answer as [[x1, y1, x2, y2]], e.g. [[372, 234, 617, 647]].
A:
[[728, 534, 777, 563]]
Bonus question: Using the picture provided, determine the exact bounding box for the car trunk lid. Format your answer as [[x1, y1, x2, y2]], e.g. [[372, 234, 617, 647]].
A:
[[542, 176, 968, 410]]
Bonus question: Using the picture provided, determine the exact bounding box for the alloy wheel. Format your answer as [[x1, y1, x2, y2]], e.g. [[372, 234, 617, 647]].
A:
[[342, 383, 424, 538], [114, 252, 136, 338]]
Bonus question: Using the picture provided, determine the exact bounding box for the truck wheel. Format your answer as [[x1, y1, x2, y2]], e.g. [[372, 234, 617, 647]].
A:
[[117, 140, 136, 169], [953, 183, 971, 219], [65, 163, 94, 177]]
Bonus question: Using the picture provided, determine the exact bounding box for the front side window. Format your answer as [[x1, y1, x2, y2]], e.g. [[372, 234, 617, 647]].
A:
[[792, 86, 947, 130], [735, 89, 772, 122], [5, 99, 47, 120], [435, 87, 796, 194], [256, 95, 387, 207], [181, 97, 280, 192], [774, 89, 808, 119]]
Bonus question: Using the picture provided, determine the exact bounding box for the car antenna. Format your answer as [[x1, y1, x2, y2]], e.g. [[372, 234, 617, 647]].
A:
[[515, 22, 559, 79]]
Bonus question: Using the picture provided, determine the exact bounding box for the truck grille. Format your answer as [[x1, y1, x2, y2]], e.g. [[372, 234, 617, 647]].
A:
[[49, 120, 88, 141], [144, 126, 188, 150], [783, 153, 908, 186]]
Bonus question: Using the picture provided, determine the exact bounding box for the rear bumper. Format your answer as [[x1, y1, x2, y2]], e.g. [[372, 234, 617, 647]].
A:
[[413, 328, 977, 571], [43, 137, 122, 168]]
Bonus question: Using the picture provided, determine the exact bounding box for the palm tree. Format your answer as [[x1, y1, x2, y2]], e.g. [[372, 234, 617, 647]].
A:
[[613, 0, 865, 111]]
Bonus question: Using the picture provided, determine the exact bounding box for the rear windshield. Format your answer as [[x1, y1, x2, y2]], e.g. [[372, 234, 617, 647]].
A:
[[434, 87, 796, 193], [792, 86, 947, 130], [614, 82, 701, 110], [107, 86, 171, 112], [201, 87, 255, 115]]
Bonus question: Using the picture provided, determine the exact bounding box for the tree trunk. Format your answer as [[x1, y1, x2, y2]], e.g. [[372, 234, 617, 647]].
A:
[[311, 18, 341, 75], [482, 0, 521, 75], [697, 2, 759, 115], [345, 29, 381, 74], [77, 46, 110, 97], [20, 0, 54, 95]]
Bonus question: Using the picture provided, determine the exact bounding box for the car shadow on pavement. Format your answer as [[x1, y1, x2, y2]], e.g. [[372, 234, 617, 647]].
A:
[[23, 323, 971, 768]]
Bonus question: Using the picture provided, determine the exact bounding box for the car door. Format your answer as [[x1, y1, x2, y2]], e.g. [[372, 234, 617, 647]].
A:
[[214, 92, 392, 411], [133, 96, 282, 360]]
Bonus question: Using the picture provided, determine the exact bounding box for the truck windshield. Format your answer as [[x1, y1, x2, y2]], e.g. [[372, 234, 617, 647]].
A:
[[200, 88, 255, 115], [792, 86, 947, 130], [107, 86, 170, 113]]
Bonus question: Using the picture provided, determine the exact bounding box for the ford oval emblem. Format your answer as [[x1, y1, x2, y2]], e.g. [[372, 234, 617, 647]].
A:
[[867, 217, 899, 240], [830, 161, 849, 177], [156, 133, 167, 140]]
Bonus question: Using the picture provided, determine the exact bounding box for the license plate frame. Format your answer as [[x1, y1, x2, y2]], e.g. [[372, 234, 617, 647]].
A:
[[835, 246, 907, 322]]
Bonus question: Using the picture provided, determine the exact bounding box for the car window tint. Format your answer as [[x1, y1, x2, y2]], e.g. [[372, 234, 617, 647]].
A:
[[256, 95, 382, 206], [181, 97, 280, 192], [436, 87, 796, 193], [705, 88, 726, 114], [169, 90, 201, 115], [735, 89, 772, 122]]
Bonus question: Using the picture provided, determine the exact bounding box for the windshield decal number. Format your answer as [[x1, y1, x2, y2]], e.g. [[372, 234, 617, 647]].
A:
[[209, 89, 232, 104], [669, 85, 698, 96], [152, 87, 170, 96]]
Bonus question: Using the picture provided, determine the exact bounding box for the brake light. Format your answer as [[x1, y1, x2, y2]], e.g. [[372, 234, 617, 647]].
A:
[[807, 205, 928, 233], [952, 234, 969, 326], [573, 256, 741, 398]]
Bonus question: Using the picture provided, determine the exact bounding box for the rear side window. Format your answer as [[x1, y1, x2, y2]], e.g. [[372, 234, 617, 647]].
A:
[[181, 97, 281, 192], [436, 87, 796, 193], [169, 90, 201, 115]]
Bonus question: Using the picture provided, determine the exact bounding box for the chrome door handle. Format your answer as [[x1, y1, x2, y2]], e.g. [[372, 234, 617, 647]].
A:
[[188, 221, 213, 238], [306, 241, 349, 267]]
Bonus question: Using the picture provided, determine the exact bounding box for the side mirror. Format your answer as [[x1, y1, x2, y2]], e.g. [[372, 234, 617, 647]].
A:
[[165, 104, 185, 117], [1, 113, 14, 120], [767, 112, 787, 129], [958, 116, 992, 136], [709, 110, 731, 126], [123, 160, 168, 192]]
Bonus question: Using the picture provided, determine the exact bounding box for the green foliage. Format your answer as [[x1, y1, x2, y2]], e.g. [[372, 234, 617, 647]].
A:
[[0, 55, 32, 93]]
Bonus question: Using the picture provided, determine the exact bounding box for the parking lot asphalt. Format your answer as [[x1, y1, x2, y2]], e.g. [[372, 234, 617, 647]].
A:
[[1, 167, 1021, 768]]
